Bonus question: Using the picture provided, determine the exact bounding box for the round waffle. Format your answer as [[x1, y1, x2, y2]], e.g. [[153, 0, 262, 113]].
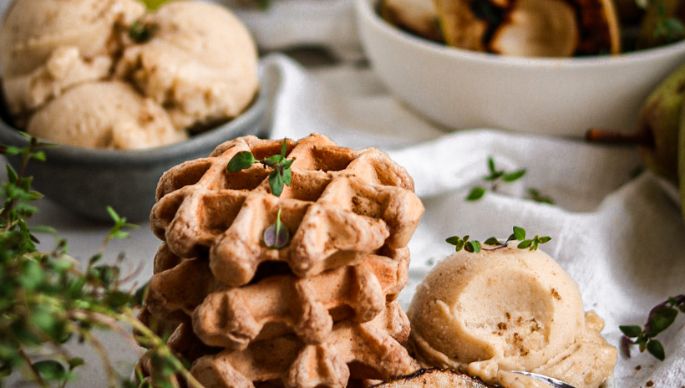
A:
[[190, 302, 418, 388], [144, 244, 409, 349], [150, 134, 424, 287]]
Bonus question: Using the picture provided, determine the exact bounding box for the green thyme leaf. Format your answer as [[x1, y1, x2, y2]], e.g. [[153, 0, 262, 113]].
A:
[[269, 172, 285, 197], [527, 188, 555, 205], [502, 169, 527, 182], [67, 357, 85, 370], [33, 360, 67, 381], [647, 339, 666, 361], [487, 157, 497, 174], [484, 237, 500, 246], [513, 226, 526, 241], [619, 325, 642, 338], [282, 166, 293, 186], [646, 305, 678, 337], [517, 240, 533, 249], [445, 236, 462, 245], [227, 151, 257, 172], [466, 240, 481, 253], [466, 186, 486, 201]]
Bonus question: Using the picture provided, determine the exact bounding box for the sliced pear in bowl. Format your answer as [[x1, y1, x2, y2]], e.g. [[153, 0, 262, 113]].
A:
[[379, 0, 442, 41], [490, 0, 578, 57], [433, 0, 488, 51], [434, 0, 621, 57]]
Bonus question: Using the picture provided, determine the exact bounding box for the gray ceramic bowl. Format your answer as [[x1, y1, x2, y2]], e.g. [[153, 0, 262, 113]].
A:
[[0, 81, 268, 222]]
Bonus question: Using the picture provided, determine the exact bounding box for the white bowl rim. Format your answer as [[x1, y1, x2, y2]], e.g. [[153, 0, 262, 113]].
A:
[[357, 0, 685, 68]]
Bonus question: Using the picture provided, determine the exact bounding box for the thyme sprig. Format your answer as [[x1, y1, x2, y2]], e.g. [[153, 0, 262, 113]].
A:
[[465, 156, 556, 205], [227, 139, 295, 197], [466, 156, 526, 201], [228, 139, 294, 248], [446, 226, 552, 253], [620, 295, 685, 361], [0, 139, 200, 388]]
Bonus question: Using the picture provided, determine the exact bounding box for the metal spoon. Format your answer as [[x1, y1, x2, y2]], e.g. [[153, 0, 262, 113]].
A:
[[510, 371, 576, 388]]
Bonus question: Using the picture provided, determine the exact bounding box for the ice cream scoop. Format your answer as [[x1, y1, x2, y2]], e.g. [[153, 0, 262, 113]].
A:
[[408, 247, 617, 388], [27, 81, 187, 150], [116, 1, 259, 131], [0, 0, 145, 116]]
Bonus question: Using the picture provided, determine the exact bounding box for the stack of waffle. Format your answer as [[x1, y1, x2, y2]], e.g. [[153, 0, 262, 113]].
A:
[[140, 134, 425, 387]]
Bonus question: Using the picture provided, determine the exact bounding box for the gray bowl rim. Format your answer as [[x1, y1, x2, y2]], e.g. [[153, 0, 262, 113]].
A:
[[0, 74, 269, 167], [359, 0, 685, 68]]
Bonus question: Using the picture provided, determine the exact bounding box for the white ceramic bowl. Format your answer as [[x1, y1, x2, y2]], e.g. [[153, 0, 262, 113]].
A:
[[356, 0, 685, 137]]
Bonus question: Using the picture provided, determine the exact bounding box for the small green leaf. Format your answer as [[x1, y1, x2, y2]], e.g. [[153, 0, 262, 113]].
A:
[[4, 145, 20, 155], [269, 172, 285, 197], [487, 157, 496, 174], [517, 240, 533, 249], [445, 236, 462, 245], [502, 169, 527, 182], [466, 240, 481, 253], [227, 151, 256, 172], [466, 187, 486, 201], [484, 237, 500, 246], [106, 206, 121, 223], [538, 236, 552, 243], [19, 260, 44, 289], [282, 167, 292, 186], [6, 164, 18, 183], [646, 306, 678, 337], [31, 151, 46, 162], [67, 357, 84, 370], [647, 339, 666, 361], [513, 226, 526, 241], [34, 360, 67, 381], [619, 325, 642, 338]]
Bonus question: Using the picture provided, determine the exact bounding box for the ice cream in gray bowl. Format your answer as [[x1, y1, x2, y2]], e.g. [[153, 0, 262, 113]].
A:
[[0, 0, 266, 221]]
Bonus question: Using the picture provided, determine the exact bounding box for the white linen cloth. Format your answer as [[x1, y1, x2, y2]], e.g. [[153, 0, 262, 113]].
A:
[[24, 55, 684, 387]]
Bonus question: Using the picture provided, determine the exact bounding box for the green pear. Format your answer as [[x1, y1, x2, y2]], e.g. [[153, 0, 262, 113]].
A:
[[587, 63, 685, 183], [638, 63, 685, 182]]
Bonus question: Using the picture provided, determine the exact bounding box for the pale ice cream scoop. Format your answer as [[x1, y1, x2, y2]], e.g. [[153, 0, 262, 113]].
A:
[[116, 1, 259, 131], [0, 0, 145, 116], [27, 81, 187, 150], [408, 247, 617, 388]]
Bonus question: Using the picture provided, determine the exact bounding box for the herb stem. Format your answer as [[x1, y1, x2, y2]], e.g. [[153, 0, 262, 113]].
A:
[[17, 347, 47, 388]]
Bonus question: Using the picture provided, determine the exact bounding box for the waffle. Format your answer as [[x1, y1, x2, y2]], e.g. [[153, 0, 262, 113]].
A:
[[150, 134, 424, 287], [190, 302, 419, 388], [144, 245, 410, 349], [145, 244, 218, 319], [193, 248, 409, 350]]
